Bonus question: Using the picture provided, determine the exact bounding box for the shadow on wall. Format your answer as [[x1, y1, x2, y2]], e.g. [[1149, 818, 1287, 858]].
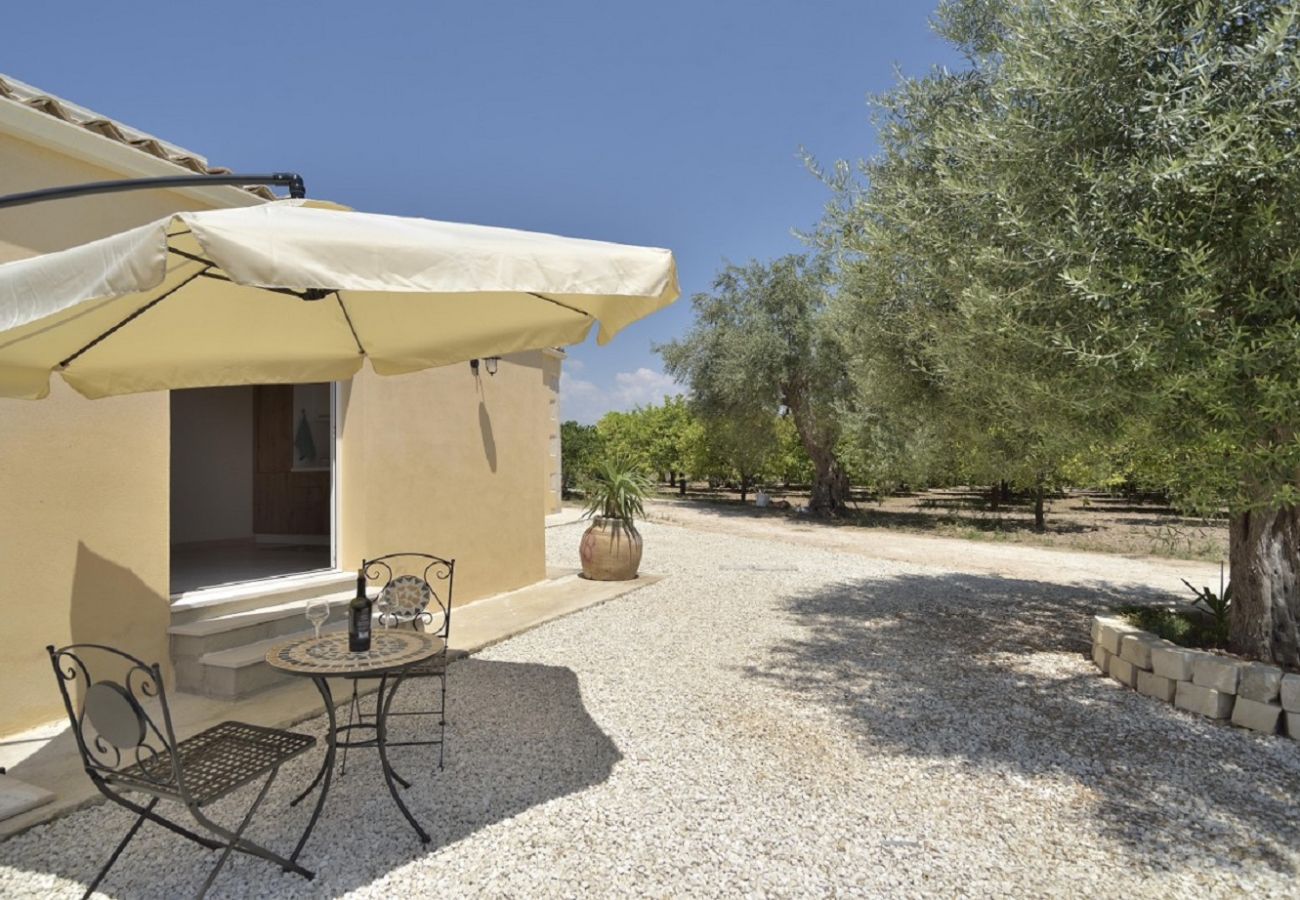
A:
[[749, 572, 1300, 876], [3, 658, 621, 897], [478, 399, 497, 473], [68, 542, 170, 689]]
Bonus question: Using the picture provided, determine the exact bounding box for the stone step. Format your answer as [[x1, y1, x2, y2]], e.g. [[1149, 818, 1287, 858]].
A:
[[169, 591, 356, 661], [169, 570, 356, 626], [186, 623, 458, 701], [188, 629, 334, 700]]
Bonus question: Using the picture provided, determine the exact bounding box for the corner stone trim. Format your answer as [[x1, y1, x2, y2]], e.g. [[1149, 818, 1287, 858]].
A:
[[1091, 615, 1295, 740]]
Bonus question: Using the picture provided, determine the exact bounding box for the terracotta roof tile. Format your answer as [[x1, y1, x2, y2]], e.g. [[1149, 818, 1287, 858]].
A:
[[0, 73, 275, 200]]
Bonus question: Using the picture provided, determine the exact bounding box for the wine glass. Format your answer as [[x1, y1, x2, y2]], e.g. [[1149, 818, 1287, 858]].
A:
[[305, 599, 330, 640]]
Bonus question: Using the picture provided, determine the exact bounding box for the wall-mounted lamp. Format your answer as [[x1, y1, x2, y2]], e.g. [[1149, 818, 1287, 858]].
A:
[[469, 356, 502, 377]]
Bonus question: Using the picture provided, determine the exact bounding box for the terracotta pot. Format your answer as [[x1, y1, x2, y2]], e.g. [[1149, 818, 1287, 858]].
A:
[[579, 517, 643, 581]]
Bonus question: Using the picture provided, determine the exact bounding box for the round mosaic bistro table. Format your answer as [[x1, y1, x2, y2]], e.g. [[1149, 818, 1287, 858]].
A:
[[267, 630, 440, 676], [266, 630, 441, 854]]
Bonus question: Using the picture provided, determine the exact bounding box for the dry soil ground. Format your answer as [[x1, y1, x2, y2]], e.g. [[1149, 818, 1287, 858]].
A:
[[651, 485, 1228, 563]]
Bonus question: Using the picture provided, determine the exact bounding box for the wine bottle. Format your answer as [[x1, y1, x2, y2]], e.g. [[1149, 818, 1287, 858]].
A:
[[349, 567, 372, 652]]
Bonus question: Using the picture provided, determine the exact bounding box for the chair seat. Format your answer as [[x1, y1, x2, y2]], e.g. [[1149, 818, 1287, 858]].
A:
[[112, 721, 315, 806]]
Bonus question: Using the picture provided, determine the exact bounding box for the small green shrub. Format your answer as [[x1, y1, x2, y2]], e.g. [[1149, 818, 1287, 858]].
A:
[[581, 456, 650, 525], [1180, 576, 1231, 647], [1117, 605, 1201, 646], [1120, 564, 1230, 650]]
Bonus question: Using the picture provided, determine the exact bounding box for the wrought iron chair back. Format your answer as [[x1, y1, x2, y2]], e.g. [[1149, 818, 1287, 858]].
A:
[[46, 643, 317, 898], [366, 552, 455, 637], [47, 643, 188, 798], [339, 552, 456, 776]]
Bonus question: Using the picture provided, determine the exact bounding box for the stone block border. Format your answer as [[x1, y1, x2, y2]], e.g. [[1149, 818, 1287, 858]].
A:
[[1092, 615, 1300, 740]]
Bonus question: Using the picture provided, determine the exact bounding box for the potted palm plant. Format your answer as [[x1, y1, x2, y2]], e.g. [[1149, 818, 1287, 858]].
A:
[[579, 457, 650, 580]]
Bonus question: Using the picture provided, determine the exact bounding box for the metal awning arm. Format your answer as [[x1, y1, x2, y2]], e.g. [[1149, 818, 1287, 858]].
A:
[[0, 173, 306, 210]]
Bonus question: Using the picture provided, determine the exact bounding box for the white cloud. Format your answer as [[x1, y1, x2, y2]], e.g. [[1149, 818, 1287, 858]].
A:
[[559, 366, 684, 424]]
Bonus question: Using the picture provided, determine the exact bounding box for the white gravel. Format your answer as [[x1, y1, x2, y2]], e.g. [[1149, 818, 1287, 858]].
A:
[[3, 517, 1299, 897]]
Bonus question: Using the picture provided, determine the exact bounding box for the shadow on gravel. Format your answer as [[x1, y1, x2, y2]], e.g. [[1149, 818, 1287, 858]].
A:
[[5, 658, 620, 899], [749, 573, 1300, 876]]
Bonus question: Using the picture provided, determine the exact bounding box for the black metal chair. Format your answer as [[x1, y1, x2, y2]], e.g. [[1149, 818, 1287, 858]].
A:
[[340, 552, 454, 775], [47, 643, 316, 899]]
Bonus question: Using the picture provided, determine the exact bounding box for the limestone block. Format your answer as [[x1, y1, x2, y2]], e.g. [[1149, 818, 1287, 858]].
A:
[[1150, 643, 1196, 682], [1191, 653, 1241, 694], [1280, 674, 1300, 713], [1286, 712, 1300, 741], [1230, 697, 1282, 735], [1098, 620, 1140, 656], [1109, 656, 1138, 689], [1090, 615, 1110, 644], [1091, 643, 1110, 675], [1174, 681, 1234, 719], [1238, 663, 1283, 704], [1136, 669, 1177, 703], [1119, 633, 1159, 669]]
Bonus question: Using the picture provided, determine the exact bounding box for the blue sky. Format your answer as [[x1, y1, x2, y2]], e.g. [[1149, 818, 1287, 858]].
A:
[[3, 1, 960, 423]]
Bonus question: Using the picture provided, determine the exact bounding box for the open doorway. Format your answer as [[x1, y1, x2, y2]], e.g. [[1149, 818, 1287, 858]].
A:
[[170, 384, 335, 594]]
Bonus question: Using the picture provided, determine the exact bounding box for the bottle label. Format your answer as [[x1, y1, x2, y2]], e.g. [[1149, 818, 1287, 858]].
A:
[[349, 604, 372, 651]]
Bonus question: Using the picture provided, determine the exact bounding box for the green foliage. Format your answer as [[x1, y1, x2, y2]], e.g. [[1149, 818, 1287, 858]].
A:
[[771, 415, 814, 486], [593, 394, 697, 481], [560, 420, 604, 494], [685, 410, 777, 493], [1120, 568, 1231, 649], [1181, 574, 1233, 647], [1117, 605, 1224, 651], [658, 255, 854, 513], [595, 410, 651, 474], [815, 0, 1300, 526], [812, 0, 1300, 660], [581, 456, 651, 524], [642, 395, 696, 478]]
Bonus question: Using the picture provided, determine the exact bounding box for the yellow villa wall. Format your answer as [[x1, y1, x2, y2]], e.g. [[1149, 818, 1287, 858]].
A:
[[338, 352, 549, 605], [0, 131, 258, 732]]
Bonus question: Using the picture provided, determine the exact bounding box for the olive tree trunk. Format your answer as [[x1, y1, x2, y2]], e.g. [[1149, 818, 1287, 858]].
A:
[[786, 391, 848, 517], [807, 447, 850, 516], [1229, 505, 1300, 667]]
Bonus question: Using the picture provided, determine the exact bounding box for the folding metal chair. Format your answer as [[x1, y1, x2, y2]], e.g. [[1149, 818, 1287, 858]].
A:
[[47, 643, 316, 899], [339, 552, 454, 776]]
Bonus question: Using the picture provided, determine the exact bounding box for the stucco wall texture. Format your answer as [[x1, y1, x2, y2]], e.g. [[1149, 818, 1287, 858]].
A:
[[0, 111, 551, 733]]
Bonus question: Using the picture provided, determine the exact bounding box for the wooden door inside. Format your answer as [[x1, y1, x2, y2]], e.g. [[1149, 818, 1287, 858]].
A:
[[253, 384, 330, 537]]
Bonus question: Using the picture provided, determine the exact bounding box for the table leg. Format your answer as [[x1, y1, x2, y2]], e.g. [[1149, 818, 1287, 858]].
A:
[[291, 677, 337, 863], [376, 672, 430, 844]]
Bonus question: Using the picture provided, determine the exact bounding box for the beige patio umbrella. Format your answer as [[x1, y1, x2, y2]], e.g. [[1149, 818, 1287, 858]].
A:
[[0, 199, 678, 399]]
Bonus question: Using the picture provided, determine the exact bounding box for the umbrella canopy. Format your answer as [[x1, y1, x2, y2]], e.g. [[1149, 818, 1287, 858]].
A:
[[0, 200, 678, 399]]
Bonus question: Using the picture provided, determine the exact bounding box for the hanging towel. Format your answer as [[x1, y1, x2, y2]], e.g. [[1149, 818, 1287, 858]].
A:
[[294, 409, 317, 462]]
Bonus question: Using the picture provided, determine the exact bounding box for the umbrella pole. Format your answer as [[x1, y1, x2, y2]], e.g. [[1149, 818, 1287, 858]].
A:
[[0, 173, 306, 209]]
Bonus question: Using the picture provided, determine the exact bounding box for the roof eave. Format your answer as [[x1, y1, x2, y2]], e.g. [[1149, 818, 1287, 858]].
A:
[[0, 95, 264, 209]]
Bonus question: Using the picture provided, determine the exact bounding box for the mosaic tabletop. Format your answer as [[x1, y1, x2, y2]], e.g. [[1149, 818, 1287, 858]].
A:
[[265, 631, 441, 677]]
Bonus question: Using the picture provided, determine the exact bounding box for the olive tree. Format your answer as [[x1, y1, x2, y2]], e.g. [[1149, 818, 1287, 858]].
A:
[[659, 255, 854, 515], [822, 0, 1300, 663]]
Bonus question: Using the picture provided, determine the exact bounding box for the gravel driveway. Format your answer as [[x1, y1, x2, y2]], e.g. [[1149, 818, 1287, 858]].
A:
[[2, 518, 1298, 897]]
